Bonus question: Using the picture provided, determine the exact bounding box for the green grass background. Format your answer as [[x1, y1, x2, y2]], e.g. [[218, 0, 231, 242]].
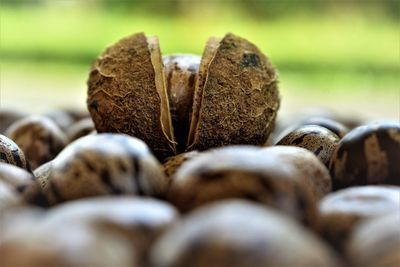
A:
[[0, 1, 399, 119]]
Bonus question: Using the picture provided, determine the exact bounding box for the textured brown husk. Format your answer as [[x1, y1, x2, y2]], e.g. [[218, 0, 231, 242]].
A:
[[187, 33, 279, 151], [87, 33, 175, 160]]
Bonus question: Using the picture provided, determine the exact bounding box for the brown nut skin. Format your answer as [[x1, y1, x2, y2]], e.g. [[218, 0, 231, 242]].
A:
[[276, 125, 340, 166], [347, 214, 400, 267], [87, 32, 279, 161], [261, 146, 332, 199], [167, 146, 318, 229], [0, 220, 135, 267], [150, 201, 342, 267], [43, 133, 168, 205], [0, 134, 30, 171], [0, 163, 46, 209], [319, 186, 400, 254], [5, 116, 68, 170], [162, 151, 199, 181], [300, 117, 349, 139], [44, 197, 178, 266], [163, 54, 200, 151], [329, 123, 400, 190]]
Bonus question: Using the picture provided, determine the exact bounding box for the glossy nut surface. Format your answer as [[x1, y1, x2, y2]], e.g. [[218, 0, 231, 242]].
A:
[[329, 122, 400, 190], [42, 133, 168, 205]]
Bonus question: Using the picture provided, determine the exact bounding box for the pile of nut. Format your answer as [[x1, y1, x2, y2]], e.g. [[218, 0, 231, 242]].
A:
[[1, 32, 399, 267]]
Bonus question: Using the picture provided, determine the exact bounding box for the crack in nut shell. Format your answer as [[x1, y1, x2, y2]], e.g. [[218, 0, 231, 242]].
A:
[[329, 123, 400, 190], [87, 32, 279, 160]]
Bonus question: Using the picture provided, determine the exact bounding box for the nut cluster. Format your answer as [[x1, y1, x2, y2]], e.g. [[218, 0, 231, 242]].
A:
[[1, 32, 399, 267]]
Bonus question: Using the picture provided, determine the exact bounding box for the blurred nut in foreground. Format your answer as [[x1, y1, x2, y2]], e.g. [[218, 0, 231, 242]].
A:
[[167, 146, 318, 228], [319, 186, 400, 252], [42, 133, 168, 205], [150, 200, 341, 267], [5, 116, 67, 170], [347, 214, 400, 267], [261, 146, 331, 199]]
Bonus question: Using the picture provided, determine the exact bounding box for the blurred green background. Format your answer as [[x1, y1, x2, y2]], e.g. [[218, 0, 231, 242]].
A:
[[0, 0, 399, 121]]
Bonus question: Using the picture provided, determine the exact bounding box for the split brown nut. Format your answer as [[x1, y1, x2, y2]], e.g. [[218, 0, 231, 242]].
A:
[[87, 32, 279, 160]]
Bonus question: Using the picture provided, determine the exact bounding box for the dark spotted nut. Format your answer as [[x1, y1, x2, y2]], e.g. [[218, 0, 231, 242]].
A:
[[261, 146, 331, 199], [329, 122, 400, 190], [0, 163, 44, 210], [5, 116, 67, 170], [347, 214, 400, 267], [167, 146, 319, 229], [150, 200, 342, 267], [319, 186, 400, 253], [42, 133, 168, 205], [44, 197, 178, 266], [0, 134, 30, 171], [276, 125, 340, 166]]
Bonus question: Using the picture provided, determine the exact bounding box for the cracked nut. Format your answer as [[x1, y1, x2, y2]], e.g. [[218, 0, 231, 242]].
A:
[[87, 32, 279, 160]]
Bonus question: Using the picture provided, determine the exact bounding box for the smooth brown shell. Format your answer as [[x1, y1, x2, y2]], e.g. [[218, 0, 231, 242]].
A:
[[277, 125, 339, 166], [0, 134, 30, 171], [347, 214, 400, 267], [319, 186, 400, 253], [167, 146, 318, 229], [329, 122, 400, 190], [261, 146, 331, 199], [0, 163, 45, 209], [5, 116, 67, 170], [150, 201, 341, 267], [43, 134, 168, 205]]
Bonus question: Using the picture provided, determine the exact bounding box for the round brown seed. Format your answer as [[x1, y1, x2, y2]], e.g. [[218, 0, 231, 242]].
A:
[[6, 116, 67, 170], [276, 125, 339, 166], [150, 200, 342, 267], [0, 134, 30, 171], [329, 122, 400, 190]]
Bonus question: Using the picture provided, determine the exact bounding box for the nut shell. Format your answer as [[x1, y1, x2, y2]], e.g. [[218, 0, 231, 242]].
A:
[[87, 32, 175, 160], [319, 186, 400, 252], [277, 125, 339, 166], [167, 146, 318, 228], [150, 201, 341, 267], [43, 133, 168, 205], [187, 33, 279, 150], [262, 146, 331, 199], [5, 116, 67, 170], [0, 134, 30, 171], [329, 122, 400, 190]]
